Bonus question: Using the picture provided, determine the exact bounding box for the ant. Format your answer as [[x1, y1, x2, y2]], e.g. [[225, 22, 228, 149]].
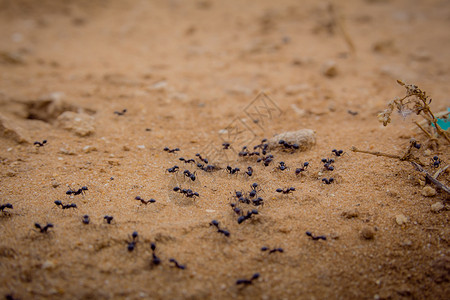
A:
[[257, 154, 274, 166], [236, 273, 260, 285], [254, 139, 269, 155], [331, 149, 345, 157], [276, 187, 295, 194], [230, 203, 242, 215], [226, 166, 240, 175], [276, 161, 289, 171], [179, 157, 195, 164], [321, 158, 335, 171], [195, 153, 209, 164], [54, 200, 77, 210], [252, 197, 264, 207], [322, 178, 334, 184], [82, 215, 90, 224], [222, 142, 231, 150], [0, 203, 13, 214], [278, 139, 300, 150], [163, 147, 180, 153], [104, 215, 114, 224], [169, 258, 186, 270], [245, 166, 253, 177], [183, 170, 197, 181], [150, 242, 161, 266], [197, 163, 219, 172], [34, 140, 47, 147], [237, 209, 259, 224], [295, 162, 309, 175], [114, 109, 127, 116], [173, 186, 199, 198], [34, 222, 53, 233], [135, 196, 156, 205], [210, 220, 230, 237], [166, 165, 179, 173], [306, 231, 326, 241], [126, 231, 138, 252], [249, 183, 261, 198], [261, 246, 284, 254], [66, 186, 88, 196], [431, 156, 441, 168]]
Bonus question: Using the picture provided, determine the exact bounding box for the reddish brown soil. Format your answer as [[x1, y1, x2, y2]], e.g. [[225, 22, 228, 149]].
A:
[[0, 0, 449, 299]]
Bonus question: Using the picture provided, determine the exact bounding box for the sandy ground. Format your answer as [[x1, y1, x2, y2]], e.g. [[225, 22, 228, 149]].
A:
[[0, 0, 449, 299]]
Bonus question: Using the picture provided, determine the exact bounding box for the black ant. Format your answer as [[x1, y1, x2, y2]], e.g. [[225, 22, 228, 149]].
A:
[[321, 158, 335, 171], [278, 139, 300, 150], [331, 149, 345, 157], [236, 273, 260, 285], [237, 209, 258, 224], [169, 258, 186, 269], [54, 200, 77, 210], [34, 222, 53, 233], [276, 161, 289, 171], [166, 165, 179, 173], [322, 178, 334, 184], [34, 140, 47, 147], [306, 231, 326, 241], [0, 203, 13, 214], [210, 220, 230, 237], [295, 162, 309, 175], [254, 139, 269, 155], [66, 186, 88, 196], [261, 246, 284, 254], [276, 187, 295, 194], [252, 197, 264, 207], [173, 186, 199, 198], [197, 163, 219, 172], [126, 231, 138, 252], [230, 203, 242, 215], [82, 215, 90, 224], [104, 215, 114, 224], [257, 154, 274, 166], [245, 166, 253, 176], [183, 170, 197, 181], [249, 183, 261, 198], [431, 156, 441, 168], [135, 196, 156, 205], [222, 142, 231, 150], [114, 109, 127, 116], [163, 147, 180, 153], [226, 166, 240, 174], [179, 157, 195, 164], [195, 153, 209, 164], [150, 242, 161, 266]]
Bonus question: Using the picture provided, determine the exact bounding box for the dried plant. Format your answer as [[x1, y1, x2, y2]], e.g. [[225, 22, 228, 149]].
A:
[[377, 80, 450, 144]]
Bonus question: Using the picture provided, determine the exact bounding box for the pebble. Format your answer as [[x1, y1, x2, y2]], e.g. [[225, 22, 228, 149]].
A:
[[137, 145, 146, 149], [6, 170, 17, 177], [267, 129, 316, 151], [395, 214, 408, 226], [421, 186, 436, 197], [430, 202, 444, 213], [56, 111, 95, 137], [361, 227, 375, 240], [83, 145, 97, 153], [51, 181, 60, 188], [0, 113, 31, 144], [321, 60, 338, 77], [59, 148, 76, 155], [342, 209, 359, 219]]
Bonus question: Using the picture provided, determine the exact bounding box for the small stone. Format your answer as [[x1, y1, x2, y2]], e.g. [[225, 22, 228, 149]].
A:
[[82, 145, 97, 153], [42, 260, 55, 270], [51, 181, 60, 188], [0, 113, 31, 144], [423, 149, 432, 157], [107, 159, 120, 166], [361, 227, 375, 240], [6, 170, 17, 177], [421, 186, 436, 197], [430, 202, 444, 213], [321, 60, 338, 77], [342, 209, 359, 219], [395, 214, 408, 226], [122, 145, 130, 151], [137, 145, 146, 149], [56, 111, 95, 137], [59, 148, 76, 155]]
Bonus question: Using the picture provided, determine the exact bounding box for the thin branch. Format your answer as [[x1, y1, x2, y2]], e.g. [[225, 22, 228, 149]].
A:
[[410, 162, 450, 194], [350, 146, 401, 160]]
